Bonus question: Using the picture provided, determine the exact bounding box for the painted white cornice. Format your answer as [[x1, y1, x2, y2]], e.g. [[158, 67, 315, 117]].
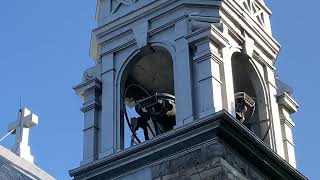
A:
[[277, 92, 299, 114]]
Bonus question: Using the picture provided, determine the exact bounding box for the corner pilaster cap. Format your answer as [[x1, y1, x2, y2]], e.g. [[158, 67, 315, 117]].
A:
[[277, 92, 299, 114], [73, 78, 102, 99], [186, 24, 229, 48]]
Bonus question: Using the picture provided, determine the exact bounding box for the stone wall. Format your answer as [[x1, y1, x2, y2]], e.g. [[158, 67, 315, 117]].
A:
[[151, 142, 266, 180]]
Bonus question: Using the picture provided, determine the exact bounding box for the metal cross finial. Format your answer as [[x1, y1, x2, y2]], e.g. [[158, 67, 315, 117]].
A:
[[7, 108, 39, 163]]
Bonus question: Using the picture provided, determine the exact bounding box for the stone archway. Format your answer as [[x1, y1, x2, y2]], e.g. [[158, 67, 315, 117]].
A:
[[120, 46, 175, 148], [231, 52, 270, 144]]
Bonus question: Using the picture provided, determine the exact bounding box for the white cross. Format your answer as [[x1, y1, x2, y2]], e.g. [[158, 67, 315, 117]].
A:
[[7, 108, 38, 163]]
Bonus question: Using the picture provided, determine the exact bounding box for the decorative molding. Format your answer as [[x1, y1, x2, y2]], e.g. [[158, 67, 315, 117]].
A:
[[149, 15, 188, 36], [193, 50, 223, 65], [237, 0, 268, 28], [111, 0, 138, 14], [81, 101, 101, 113], [277, 92, 299, 114], [186, 25, 229, 48], [73, 78, 102, 99], [280, 116, 295, 129], [101, 39, 136, 56], [222, 0, 280, 61]]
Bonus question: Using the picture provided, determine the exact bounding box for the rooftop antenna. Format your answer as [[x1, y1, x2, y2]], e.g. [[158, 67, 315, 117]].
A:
[[19, 96, 23, 110], [0, 97, 22, 143], [0, 129, 14, 143]]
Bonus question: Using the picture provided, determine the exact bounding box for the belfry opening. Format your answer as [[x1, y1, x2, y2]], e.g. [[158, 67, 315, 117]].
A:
[[231, 52, 271, 144], [120, 46, 175, 148]]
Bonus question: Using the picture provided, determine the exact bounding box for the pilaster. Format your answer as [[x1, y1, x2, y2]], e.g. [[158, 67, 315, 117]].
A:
[[278, 92, 299, 168], [99, 53, 118, 159], [265, 67, 285, 158], [193, 39, 224, 118], [74, 78, 102, 165], [221, 46, 239, 117], [174, 19, 194, 127]]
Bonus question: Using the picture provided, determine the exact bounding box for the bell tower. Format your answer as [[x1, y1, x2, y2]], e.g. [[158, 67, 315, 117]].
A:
[[70, 0, 306, 179]]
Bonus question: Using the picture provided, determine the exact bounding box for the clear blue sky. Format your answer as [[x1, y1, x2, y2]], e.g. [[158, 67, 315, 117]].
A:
[[0, 1, 319, 179]]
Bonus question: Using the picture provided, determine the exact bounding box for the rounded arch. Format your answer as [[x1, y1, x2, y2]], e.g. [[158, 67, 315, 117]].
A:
[[115, 41, 176, 85], [229, 45, 242, 55], [116, 43, 176, 149], [231, 52, 270, 143], [219, 45, 243, 116], [119, 45, 175, 96]]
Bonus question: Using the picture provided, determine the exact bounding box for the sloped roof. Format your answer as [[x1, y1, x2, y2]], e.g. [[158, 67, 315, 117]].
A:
[[0, 145, 55, 180]]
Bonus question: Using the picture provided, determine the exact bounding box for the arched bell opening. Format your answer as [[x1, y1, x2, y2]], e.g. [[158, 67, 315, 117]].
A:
[[120, 46, 176, 149], [231, 53, 271, 145]]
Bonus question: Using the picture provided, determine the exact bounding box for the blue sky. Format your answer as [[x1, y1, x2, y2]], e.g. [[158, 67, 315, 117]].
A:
[[0, 1, 319, 179]]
